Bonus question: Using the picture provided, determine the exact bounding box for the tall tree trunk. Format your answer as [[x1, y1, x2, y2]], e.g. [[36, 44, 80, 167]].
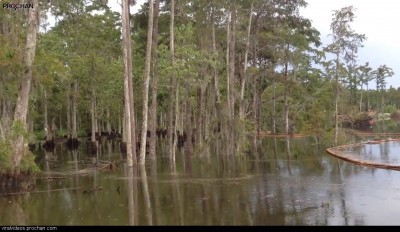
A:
[[107, 107, 111, 132], [211, 6, 220, 104], [236, 3, 253, 154], [91, 93, 96, 142], [228, 5, 237, 155], [334, 53, 340, 145], [272, 75, 276, 134], [226, 11, 231, 118], [172, 83, 179, 160], [43, 88, 48, 137], [167, 0, 176, 159], [149, 0, 160, 160], [67, 80, 71, 137], [122, 107, 127, 143], [118, 108, 122, 135], [186, 86, 193, 155], [59, 115, 62, 133], [284, 60, 289, 135], [205, 85, 211, 144], [139, 0, 155, 164], [12, 0, 39, 171], [359, 85, 363, 112], [122, 0, 136, 166], [124, 2, 137, 161], [196, 87, 202, 148], [367, 84, 370, 110], [72, 80, 78, 139], [239, 2, 253, 120], [229, 6, 236, 120], [211, 5, 221, 142]]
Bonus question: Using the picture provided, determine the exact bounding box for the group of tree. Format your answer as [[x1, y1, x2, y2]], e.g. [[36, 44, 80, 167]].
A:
[[0, 0, 397, 173]]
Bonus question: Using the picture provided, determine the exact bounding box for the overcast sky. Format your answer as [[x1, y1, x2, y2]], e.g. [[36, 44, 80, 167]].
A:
[[301, 0, 399, 88], [110, 0, 399, 88]]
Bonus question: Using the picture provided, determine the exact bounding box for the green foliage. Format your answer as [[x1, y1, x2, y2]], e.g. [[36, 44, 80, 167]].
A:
[[34, 130, 46, 141], [385, 104, 397, 114], [11, 120, 29, 140], [19, 149, 41, 174], [77, 129, 87, 138], [0, 140, 40, 175], [0, 141, 13, 173]]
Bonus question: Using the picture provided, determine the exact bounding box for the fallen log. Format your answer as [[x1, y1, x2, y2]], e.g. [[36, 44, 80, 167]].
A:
[[0, 187, 82, 196], [326, 145, 400, 171], [82, 186, 103, 193]]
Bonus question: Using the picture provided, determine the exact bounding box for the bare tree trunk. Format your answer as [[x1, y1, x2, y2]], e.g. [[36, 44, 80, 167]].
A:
[[43, 88, 48, 137], [196, 87, 202, 148], [237, 3, 253, 154], [239, 2, 253, 120], [335, 53, 340, 145], [12, 0, 39, 171], [284, 61, 289, 135], [91, 94, 96, 142], [229, 6, 236, 121], [211, 7, 220, 104], [167, 0, 176, 159], [204, 85, 210, 144], [359, 85, 363, 112], [122, 0, 135, 166], [186, 87, 193, 155], [72, 80, 78, 139], [172, 84, 179, 160], [67, 80, 71, 137], [59, 115, 62, 133], [107, 107, 111, 132], [367, 84, 370, 110], [226, 11, 231, 118], [272, 75, 276, 134], [227, 5, 237, 155], [118, 108, 122, 135], [149, 0, 160, 160], [139, 0, 155, 164], [122, 108, 126, 143]]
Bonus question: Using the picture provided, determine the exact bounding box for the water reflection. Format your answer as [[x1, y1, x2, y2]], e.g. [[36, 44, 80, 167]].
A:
[[2, 138, 400, 224], [126, 166, 137, 225]]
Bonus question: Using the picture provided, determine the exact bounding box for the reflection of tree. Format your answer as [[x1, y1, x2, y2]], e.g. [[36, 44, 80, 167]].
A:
[[285, 137, 292, 176], [379, 142, 390, 163], [127, 166, 138, 225], [107, 141, 112, 161], [15, 199, 27, 225], [150, 159, 161, 224], [140, 164, 153, 225], [170, 160, 183, 225], [273, 138, 279, 169]]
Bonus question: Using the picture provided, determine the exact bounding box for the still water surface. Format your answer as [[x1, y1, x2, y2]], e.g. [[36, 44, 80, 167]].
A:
[[1, 138, 400, 225]]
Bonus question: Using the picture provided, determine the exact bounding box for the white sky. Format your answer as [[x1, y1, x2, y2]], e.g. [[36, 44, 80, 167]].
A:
[[300, 0, 400, 88], [108, 0, 145, 14]]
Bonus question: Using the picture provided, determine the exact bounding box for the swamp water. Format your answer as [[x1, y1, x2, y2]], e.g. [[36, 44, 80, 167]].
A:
[[1, 137, 400, 225]]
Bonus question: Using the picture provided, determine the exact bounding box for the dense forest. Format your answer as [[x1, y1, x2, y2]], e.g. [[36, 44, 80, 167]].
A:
[[1, 0, 399, 175]]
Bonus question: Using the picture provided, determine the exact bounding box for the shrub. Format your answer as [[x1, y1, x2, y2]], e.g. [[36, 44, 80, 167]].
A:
[[0, 140, 40, 175]]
